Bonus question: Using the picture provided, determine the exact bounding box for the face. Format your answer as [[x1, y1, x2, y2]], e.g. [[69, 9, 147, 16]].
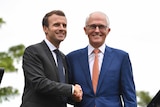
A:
[[84, 12, 110, 48], [43, 14, 67, 47]]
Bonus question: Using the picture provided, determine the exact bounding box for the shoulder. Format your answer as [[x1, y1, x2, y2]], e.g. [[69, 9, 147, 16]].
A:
[[106, 46, 129, 56], [67, 47, 87, 56], [24, 41, 47, 53], [26, 40, 46, 49], [106, 46, 132, 63]]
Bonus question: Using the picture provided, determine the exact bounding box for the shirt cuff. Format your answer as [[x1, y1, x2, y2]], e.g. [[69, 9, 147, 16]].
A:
[[72, 85, 74, 94]]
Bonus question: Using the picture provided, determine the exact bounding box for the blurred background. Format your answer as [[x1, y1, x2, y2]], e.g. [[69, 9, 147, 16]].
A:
[[0, 0, 160, 107]]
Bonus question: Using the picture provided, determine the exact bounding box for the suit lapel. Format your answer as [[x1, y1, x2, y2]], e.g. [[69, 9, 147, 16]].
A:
[[79, 47, 93, 89], [41, 41, 56, 65], [41, 41, 59, 80], [97, 46, 113, 92]]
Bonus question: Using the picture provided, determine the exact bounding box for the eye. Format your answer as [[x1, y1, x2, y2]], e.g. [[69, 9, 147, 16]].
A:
[[87, 24, 97, 29], [62, 24, 67, 28], [87, 24, 107, 30], [53, 23, 60, 27], [98, 25, 106, 29], [90, 25, 97, 29], [53, 23, 67, 28]]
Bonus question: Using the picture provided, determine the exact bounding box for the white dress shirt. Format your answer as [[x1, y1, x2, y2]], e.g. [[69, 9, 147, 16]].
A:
[[44, 38, 58, 64], [88, 43, 105, 79]]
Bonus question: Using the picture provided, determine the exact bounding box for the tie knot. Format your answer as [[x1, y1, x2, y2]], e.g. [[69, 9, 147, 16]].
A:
[[54, 49, 60, 55], [93, 48, 99, 54]]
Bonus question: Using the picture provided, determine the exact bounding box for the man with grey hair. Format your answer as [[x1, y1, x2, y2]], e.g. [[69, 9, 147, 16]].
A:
[[66, 11, 137, 107]]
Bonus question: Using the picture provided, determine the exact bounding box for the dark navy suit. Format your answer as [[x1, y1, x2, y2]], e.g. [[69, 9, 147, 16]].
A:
[[66, 46, 137, 107]]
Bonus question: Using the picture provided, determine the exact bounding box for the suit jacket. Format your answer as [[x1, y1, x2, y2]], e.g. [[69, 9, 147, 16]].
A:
[[66, 46, 137, 107], [20, 40, 72, 107]]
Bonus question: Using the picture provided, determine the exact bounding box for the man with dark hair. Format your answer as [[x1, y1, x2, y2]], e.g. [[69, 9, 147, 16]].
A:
[[20, 10, 82, 107]]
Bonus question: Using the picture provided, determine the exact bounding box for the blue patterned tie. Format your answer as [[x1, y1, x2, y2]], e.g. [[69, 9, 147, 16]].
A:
[[54, 49, 65, 83]]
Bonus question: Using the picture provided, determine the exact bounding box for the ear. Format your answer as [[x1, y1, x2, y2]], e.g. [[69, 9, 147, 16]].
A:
[[43, 26, 48, 34], [106, 28, 111, 36], [108, 28, 111, 32], [84, 27, 88, 35]]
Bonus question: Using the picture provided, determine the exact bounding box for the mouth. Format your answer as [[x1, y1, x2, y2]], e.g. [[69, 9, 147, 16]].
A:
[[56, 32, 65, 36], [93, 34, 102, 37], [58, 34, 65, 37]]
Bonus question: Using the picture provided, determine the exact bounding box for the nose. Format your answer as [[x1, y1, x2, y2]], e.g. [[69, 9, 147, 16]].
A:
[[95, 26, 100, 32], [60, 24, 64, 28]]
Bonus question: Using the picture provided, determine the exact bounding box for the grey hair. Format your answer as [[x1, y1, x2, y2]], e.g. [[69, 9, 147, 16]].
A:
[[85, 11, 110, 27]]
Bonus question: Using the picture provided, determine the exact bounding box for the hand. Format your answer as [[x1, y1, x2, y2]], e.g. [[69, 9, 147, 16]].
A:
[[72, 84, 83, 102]]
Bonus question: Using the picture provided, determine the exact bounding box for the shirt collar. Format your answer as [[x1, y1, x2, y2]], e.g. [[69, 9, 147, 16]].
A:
[[44, 38, 57, 52], [88, 43, 106, 55]]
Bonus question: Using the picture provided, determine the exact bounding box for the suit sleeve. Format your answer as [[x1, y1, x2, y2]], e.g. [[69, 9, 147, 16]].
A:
[[120, 53, 137, 107], [22, 46, 72, 97]]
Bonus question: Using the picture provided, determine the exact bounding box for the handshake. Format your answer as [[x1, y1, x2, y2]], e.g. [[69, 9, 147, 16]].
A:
[[72, 84, 83, 102]]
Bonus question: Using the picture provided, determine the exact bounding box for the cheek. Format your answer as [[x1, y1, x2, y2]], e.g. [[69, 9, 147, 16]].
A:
[[87, 31, 95, 36], [85, 30, 91, 35], [102, 36, 107, 41]]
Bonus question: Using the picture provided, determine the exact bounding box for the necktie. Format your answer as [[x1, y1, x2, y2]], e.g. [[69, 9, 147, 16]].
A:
[[92, 48, 100, 93], [54, 49, 65, 83]]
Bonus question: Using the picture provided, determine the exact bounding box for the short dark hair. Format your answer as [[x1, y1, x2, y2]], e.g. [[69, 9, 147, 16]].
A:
[[42, 10, 66, 27]]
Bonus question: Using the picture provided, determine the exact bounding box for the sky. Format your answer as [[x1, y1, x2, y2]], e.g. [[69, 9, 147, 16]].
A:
[[0, 0, 160, 106]]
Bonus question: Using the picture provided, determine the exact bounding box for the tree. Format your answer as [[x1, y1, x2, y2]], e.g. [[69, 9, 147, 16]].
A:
[[0, 18, 5, 27], [137, 91, 153, 107], [0, 44, 25, 103], [0, 18, 25, 103]]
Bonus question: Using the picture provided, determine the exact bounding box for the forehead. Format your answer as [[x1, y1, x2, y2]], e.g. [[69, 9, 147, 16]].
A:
[[48, 14, 67, 23], [87, 13, 107, 25]]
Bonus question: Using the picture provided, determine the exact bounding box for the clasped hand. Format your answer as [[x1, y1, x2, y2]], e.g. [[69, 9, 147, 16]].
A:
[[73, 84, 83, 102]]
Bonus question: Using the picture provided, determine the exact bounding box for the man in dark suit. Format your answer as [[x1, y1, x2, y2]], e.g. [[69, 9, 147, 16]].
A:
[[66, 11, 137, 107], [20, 10, 82, 107]]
